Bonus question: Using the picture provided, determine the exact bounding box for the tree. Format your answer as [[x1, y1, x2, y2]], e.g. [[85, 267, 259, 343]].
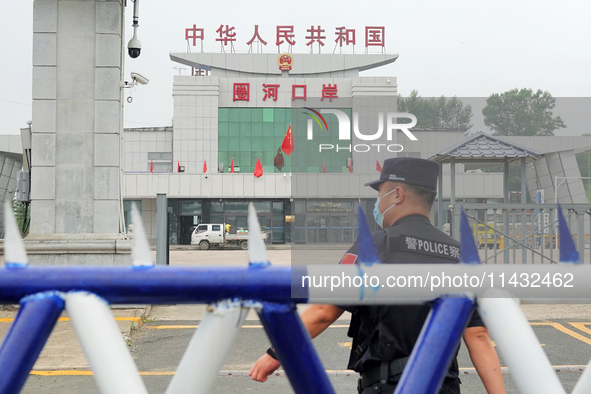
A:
[[397, 90, 473, 131], [11, 198, 30, 237], [482, 88, 565, 136]]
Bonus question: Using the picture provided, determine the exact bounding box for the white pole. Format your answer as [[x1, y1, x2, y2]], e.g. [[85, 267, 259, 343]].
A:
[[478, 292, 565, 394], [572, 359, 591, 393], [66, 292, 148, 394], [165, 300, 249, 394]]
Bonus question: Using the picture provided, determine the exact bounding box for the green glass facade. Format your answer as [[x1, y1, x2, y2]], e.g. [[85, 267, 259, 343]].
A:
[[218, 108, 353, 173]]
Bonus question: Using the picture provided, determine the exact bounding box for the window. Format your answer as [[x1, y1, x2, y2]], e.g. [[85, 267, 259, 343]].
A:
[[148, 152, 173, 172], [196, 225, 208, 233], [212, 225, 221, 231], [180, 201, 202, 215]]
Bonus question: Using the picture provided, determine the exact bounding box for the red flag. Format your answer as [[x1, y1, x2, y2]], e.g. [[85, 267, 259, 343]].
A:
[[281, 124, 294, 155], [376, 160, 382, 172], [322, 158, 326, 173], [177, 161, 180, 172], [348, 159, 353, 173], [230, 158, 235, 173], [254, 158, 263, 178], [150, 159, 153, 173], [203, 159, 207, 173]]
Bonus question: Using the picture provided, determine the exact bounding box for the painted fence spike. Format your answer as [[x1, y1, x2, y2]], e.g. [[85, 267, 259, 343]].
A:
[[66, 292, 148, 394], [478, 292, 566, 394], [356, 205, 381, 265], [3, 201, 28, 267], [0, 292, 64, 394], [571, 355, 591, 394], [258, 303, 336, 394], [247, 202, 269, 266], [395, 296, 476, 394], [557, 204, 580, 264], [165, 300, 249, 394], [459, 207, 480, 265], [131, 203, 154, 267]]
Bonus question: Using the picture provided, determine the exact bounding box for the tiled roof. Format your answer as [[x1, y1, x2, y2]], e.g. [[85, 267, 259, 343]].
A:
[[429, 132, 542, 163], [124, 126, 172, 132]]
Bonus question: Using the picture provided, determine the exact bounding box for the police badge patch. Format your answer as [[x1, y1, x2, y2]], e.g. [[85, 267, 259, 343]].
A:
[[398, 234, 459, 261]]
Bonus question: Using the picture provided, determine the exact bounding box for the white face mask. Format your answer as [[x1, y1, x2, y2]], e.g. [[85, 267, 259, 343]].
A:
[[373, 188, 396, 228]]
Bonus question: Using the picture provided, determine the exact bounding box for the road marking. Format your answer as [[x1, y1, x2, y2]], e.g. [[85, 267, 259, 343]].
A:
[[29, 366, 590, 377], [569, 322, 591, 337], [531, 322, 591, 346], [338, 342, 352, 348], [0, 317, 142, 324], [147, 324, 351, 330]]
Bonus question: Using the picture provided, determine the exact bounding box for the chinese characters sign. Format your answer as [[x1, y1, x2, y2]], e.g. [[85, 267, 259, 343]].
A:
[[185, 25, 385, 52], [232, 83, 340, 102]]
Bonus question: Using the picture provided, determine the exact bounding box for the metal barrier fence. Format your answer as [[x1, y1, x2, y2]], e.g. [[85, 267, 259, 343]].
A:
[[1, 203, 591, 394], [452, 203, 591, 264]]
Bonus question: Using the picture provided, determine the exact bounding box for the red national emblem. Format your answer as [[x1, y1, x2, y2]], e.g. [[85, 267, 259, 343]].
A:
[[292, 85, 307, 101], [335, 26, 356, 46], [216, 24, 237, 45], [185, 25, 204, 46], [365, 26, 385, 47], [262, 84, 280, 101], [278, 53, 294, 71], [233, 83, 250, 102], [340, 253, 358, 265], [321, 84, 338, 102], [276, 25, 296, 46]]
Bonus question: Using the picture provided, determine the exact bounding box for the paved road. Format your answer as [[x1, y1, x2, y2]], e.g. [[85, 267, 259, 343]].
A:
[[18, 315, 591, 393]]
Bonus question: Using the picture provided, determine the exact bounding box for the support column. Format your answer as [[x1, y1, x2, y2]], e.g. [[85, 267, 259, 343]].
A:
[[28, 0, 130, 265], [504, 160, 510, 263], [450, 158, 458, 239], [438, 162, 443, 230], [156, 193, 167, 266], [521, 158, 527, 264]]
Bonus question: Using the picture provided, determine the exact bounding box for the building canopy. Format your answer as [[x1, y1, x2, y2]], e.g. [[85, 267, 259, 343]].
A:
[[428, 132, 542, 164]]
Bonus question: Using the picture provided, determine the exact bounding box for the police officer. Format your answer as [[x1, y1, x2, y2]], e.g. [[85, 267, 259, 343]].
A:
[[250, 158, 506, 394]]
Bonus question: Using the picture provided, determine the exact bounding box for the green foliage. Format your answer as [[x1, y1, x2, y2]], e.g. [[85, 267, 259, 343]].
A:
[[397, 90, 473, 131], [11, 198, 29, 237], [576, 146, 591, 201], [482, 88, 566, 136]]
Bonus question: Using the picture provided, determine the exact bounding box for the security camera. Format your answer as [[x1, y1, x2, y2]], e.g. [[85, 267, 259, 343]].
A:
[[128, 36, 141, 58], [127, 0, 141, 58], [130, 71, 149, 85]]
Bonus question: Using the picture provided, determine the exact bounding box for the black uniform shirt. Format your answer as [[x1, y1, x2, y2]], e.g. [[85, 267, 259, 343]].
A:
[[339, 214, 484, 375]]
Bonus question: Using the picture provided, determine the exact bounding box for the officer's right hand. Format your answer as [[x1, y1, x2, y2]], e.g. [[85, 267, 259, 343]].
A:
[[249, 354, 281, 382]]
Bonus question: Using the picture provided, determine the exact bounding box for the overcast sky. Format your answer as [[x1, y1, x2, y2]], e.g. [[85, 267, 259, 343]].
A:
[[2, 0, 590, 136]]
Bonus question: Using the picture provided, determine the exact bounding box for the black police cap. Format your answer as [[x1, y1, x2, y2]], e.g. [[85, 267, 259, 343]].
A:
[[365, 157, 440, 191]]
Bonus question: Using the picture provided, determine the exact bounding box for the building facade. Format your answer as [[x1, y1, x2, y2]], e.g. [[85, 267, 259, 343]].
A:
[[121, 52, 591, 245]]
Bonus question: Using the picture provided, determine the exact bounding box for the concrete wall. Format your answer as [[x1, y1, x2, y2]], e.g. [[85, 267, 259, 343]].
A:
[[30, 0, 123, 236], [122, 171, 503, 200], [123, 128, 173, 172]]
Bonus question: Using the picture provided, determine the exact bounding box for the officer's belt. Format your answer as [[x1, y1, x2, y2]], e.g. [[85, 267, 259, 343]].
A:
[[359, 357, 409, 389]]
